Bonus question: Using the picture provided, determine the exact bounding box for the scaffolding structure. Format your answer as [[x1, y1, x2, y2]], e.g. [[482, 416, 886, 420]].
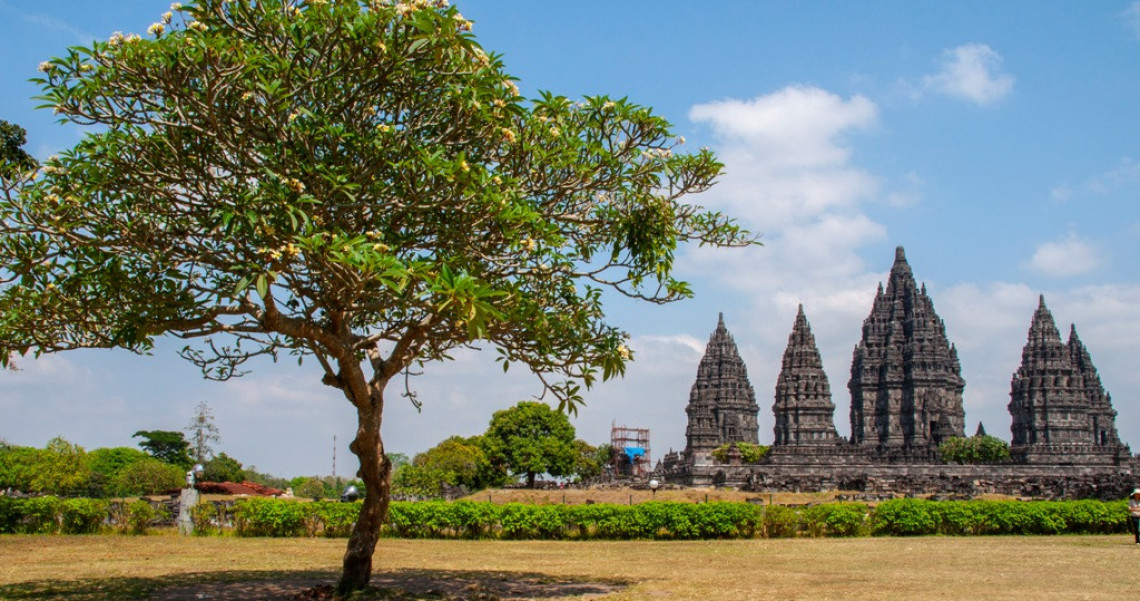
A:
[[611, 422, 651, 477]]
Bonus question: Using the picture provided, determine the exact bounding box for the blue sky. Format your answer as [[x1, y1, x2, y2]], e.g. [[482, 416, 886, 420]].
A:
[[2, 1, 1139, 478]]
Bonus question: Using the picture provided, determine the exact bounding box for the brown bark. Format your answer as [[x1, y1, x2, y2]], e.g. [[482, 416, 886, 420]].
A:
[[335, 375, 393, 596]]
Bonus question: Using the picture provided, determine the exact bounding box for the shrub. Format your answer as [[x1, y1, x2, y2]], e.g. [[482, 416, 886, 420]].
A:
[[499, 503, 567, 539], [804, 503, 869, 537], [872, 499, 937, 536], [0, 496, 24, 533], [308, 501, 360, 538], [21, 495, 64, 534], [189, 501, 220, 536], [122, 499, 168, 535], [233, 498, 307, 537], [61, 498, 108, 534], [762, 504, 801, 538]]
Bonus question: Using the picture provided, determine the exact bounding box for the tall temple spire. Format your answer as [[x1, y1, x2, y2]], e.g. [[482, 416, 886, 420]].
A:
[[773, 305, 839, 446], [1008, 296, 1091, 452], [1067, 325, 1121, 446], [848, 246, 965, 452], [683, 314, 760, 458]]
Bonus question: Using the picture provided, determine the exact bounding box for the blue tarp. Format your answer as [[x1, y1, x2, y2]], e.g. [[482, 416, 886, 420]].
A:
[[624, 446, 646, 459]]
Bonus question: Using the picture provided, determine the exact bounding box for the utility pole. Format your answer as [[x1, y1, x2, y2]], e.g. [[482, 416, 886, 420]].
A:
[[332, 434, 337, 482]]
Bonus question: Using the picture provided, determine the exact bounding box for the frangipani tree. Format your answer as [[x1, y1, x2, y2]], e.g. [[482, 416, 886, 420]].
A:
[[0, 0, 755, 594]]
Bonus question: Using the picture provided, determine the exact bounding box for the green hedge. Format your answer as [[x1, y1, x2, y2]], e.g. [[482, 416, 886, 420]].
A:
[[0, 496, 110, 534], [0, 496, 1130, 539]]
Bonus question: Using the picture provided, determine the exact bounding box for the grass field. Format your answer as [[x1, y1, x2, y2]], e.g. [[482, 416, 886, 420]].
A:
[[0, 534, 1137, 600]]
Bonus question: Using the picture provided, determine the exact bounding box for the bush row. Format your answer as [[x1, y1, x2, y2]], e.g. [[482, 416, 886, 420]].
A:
[[2, 497, 1128, 539], [0, 496, 169, 534], [234, 498, 1131, 539]]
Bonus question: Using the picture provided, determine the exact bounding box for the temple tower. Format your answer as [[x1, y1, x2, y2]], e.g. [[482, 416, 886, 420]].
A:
[[684, 313, 760, 458], [1067, 325, 1122, 447], [1009, 297, 1129, 464], [773, 305, 840, 446], [848, 246, 966, 453]]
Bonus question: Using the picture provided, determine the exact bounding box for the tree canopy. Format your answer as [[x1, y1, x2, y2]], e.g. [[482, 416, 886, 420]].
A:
[[1, 1, 754, 593], [482, 401, 576, 487], [132, 430, 194, 469], [0, 119, 37, 178]]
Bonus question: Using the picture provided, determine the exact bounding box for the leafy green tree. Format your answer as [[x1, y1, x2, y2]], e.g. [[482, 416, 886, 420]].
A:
[[111, 457, 185, 496], [938, 435, 1011, 464], [1, 1, 751, 592], [202, 452, 245, 483], [0, 119, 37, 178], [387, 452, 411, 471], [0, 442, 40, 492], [132, 430, 194, 469], [571, 439, 604, 481], [87, 446, 153, 497], [295, 476, 327, 500], [711, 441, 770, 463], [483, 401, 576, 488], [185, 401, 221, 464], [392, 435, 503, 497], [30, 436, 92, 495]]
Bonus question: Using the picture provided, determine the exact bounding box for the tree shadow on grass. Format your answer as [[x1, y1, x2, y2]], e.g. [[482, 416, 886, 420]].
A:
[[0, 568, 628, 600]]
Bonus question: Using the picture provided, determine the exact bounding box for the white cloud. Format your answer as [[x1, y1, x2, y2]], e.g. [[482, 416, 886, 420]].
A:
[[922, 44, 1014, 105], [1125, 2, 1140, 39], [1024, 233, 1103, 277], [690, 86, 877, 171]]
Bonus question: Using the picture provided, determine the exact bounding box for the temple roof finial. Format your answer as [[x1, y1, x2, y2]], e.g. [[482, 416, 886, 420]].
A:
[[895, 246, 907, 262]]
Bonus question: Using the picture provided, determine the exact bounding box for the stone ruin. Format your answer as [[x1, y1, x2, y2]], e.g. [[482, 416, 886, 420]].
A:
[[661, 246, 1137, 499]]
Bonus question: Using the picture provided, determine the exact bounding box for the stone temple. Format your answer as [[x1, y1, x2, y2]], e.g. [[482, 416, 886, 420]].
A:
[[661, 247, 1136, 499]]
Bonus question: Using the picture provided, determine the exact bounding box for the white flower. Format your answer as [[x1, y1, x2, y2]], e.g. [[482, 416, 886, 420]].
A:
[[170, 2, 183, 10], [618, 344, 631, 360], [148, 22, 165, 37], [188, 21, 208, 32], [162, 11, 173, 24], [37, 61, 53, 73]]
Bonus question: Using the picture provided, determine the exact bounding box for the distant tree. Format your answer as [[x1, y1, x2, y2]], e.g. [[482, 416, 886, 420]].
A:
[[87, 446, 153, 497], [112, 457, 185, 496], [202, 452, 245, 483], [30, 436, 92, 495], [483, 401, 576, 488], [711, 442, 769, 463], [0, 443, 40, 492], [296, 476, 327, 500], [392, 435, 503, 497], [386, 453, 411, 471], [240, 466, 290, 490], [1, 1, 751, 593], [570, 439, 605, 481], [184, 400, 221, 464], [939, 435, 1011, 465], [0, 119, 36, 178], [133, 430, 194, 469]]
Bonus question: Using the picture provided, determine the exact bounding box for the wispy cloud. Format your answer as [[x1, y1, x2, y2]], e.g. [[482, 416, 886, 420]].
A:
[[1052, 157, 1140, 202], [921, 44, 1015, 106], [1124, 2, 1140, 39], [1023, 233, 1103, 277], [22, 13, 94, 44]]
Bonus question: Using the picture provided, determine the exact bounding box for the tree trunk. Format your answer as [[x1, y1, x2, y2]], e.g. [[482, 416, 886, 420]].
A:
[[526, 471, 536, 488], [336, 388, 392, 596]]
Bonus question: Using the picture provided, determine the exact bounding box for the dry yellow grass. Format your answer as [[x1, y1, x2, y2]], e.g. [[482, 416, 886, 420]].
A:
[[0, 534, 1137, 600]]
